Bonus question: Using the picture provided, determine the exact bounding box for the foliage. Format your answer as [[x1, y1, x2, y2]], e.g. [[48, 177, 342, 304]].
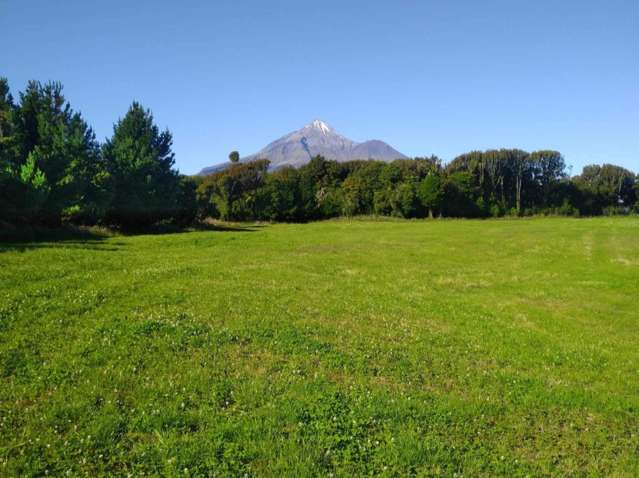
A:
[[196, 159, 270, 221], [0, 80, 102, 224], [0, 79, 195, 227], [197, 150, 636, 222], [0, 76, 637, 227], [228, 150, 240, 163], [102, 102, 184, 226], [573, 163, 637, 214], [11, 152, 50, 226], [417, 171, 444, 218]]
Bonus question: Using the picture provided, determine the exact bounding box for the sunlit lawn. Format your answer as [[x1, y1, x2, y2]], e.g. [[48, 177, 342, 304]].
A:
[[1, 217, 638, 476]]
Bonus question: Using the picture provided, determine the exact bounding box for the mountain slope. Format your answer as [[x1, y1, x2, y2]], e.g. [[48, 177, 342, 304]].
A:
[[199, 120, 407, 174]]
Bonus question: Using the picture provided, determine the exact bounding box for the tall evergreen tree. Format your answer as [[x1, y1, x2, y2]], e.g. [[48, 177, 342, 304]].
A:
[[0, 78, 15, 164], [0, 78, 18, 221], [103, 102, 182, 226], [3, 80, 103, 223]]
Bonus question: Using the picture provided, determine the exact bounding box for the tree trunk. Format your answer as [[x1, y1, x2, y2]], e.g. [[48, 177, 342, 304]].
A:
[[516, 175, 521, 214]]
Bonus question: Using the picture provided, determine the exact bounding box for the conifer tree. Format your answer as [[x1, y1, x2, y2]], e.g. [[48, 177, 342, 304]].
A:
[[103, 102, 182, 226]]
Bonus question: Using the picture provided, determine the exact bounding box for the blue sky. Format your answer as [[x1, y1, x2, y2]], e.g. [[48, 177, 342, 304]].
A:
[[1, 0, 637, 175]]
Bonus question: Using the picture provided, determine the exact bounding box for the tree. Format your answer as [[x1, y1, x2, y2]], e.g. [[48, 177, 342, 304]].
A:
[[373, 188, 393, 216], [296, 156, 335, 219], [417, 172, 443, 218], [340, 162, 385, 216], [4, 80, 105, 224], [0, 78, 18, 221], [528, 150, 566, 209], [511, 150, 531, 214], [174, 176, 198, 225], [229, 151, 240, 163], [17, 152, 50, 219], [574, 164, 636, 214], [341, 175, 366, 216], [445, 149, 569, 215], [391, 181, 420, 218], [60, 114, 109, 223], [196, 159, 270, 221], [256, 167, 301, 221], [442, 172, 479, 217], [103, 102, 186, 226], [0, 78, 15, 165]]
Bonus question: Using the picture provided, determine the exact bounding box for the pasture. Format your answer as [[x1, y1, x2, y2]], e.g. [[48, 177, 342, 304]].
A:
[[1, 217, 638, 476]]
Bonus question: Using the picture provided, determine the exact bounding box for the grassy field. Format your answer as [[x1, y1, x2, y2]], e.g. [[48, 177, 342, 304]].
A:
[[1, 217, 638, 477]]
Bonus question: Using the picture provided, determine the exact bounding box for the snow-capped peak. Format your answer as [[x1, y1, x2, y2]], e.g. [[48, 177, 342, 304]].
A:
[[306, 119, 333, 135], [198, 119, 408, 174]]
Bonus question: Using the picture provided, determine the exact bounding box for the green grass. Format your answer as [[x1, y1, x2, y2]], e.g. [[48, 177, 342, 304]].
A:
[[1, 217, 639, 477]]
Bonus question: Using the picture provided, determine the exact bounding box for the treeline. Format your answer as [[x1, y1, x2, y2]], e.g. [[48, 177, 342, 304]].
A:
[[195, 153, 638, 221], [1, 78, 637, 228], [0, 78, 195, 227]]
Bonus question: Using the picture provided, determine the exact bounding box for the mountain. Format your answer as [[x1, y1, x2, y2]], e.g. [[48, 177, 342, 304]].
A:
[[199, 120, 407, 175]]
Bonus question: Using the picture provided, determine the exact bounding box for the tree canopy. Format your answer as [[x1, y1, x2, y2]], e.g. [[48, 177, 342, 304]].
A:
[[0, 79, 193, 227], [1, 77, 637, 228]]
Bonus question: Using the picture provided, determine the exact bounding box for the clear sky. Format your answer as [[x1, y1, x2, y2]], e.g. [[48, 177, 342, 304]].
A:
[[1, 0, 637, 175]]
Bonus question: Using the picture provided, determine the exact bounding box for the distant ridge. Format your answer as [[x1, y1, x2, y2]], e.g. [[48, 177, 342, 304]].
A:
[[199, 120, 407, 175]]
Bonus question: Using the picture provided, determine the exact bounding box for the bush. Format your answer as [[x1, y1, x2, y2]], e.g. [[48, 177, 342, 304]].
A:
[[557, 199, 579, 217], [602, 206, 629, 216], [489, 203, 502, 218]]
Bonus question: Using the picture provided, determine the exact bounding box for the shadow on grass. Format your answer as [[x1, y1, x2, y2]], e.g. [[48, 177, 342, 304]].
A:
[[114, 221, 265, 235], [191, 222, 266, 233], [0, 221, 265, 253], [0, 226, 112, 253]]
